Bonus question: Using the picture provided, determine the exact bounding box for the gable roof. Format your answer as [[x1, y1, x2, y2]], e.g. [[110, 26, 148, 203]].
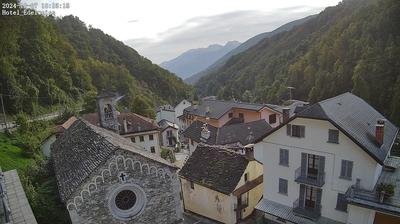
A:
[[158, 119, 179, 131], [179, 145, 249, 194], [256, 92, 399, 164], [81, 112, 159, 135], [182, 120, 273, 145], [183, 99, 281, 120], [51, 119, 174, 202]]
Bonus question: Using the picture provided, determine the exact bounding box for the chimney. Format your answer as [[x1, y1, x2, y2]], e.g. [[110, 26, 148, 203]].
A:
[[123, 118, 128, 133], [205, 106, 210, 113], [244, 144, 255, 160], [282, 108, 290, 123], [375, 119, 385, 146], [200, 123, 210, 141]]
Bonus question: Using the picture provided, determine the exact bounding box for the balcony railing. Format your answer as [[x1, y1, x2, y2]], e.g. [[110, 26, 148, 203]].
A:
[[295, 167, 325, 187], [293, 199, 321, 219]]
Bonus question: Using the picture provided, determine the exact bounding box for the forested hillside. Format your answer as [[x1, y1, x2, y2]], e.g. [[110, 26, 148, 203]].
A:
[[0, 7, 191, 117], [186, 15, 315, 84], [195, 0, 400, 124]]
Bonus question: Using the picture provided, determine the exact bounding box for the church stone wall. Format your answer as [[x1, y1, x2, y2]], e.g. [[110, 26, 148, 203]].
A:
[[66, 149, 183, 224]]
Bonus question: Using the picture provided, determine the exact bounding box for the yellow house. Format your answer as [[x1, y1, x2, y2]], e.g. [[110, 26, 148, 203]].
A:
[[179, 145, 263, 224]]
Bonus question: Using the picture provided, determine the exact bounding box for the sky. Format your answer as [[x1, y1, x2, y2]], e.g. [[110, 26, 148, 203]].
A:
[[22, 0, 341, 63]]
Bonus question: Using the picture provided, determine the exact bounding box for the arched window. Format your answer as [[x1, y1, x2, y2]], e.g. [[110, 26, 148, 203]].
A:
[[104, 104, 113, 119]]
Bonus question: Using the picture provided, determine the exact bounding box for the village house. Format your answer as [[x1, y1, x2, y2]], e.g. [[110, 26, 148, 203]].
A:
[[81, 91, 161, 156], [179, 145, 263, 224], [158, 119, 179, 148], [182, 119, 273, 154], [179, 99, 283, 129], [51, 119, 183, 224], [156, 100, 191, 129], [0, 168, 37, 224], [156, 104, 176, 124], [40, 116, 77, 158], [254, 92, 400, 224], [174, 99, 192, 130]]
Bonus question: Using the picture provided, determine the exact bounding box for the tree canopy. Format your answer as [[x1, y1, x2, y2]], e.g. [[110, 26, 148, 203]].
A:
[[0, 5, 191, 116]]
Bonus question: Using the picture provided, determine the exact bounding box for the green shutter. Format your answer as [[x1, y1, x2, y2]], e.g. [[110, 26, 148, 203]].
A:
[[287, 124, 292, 136]]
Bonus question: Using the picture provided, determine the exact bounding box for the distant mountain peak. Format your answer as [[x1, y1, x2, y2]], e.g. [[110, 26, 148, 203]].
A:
[[160, 41, 241, 79]]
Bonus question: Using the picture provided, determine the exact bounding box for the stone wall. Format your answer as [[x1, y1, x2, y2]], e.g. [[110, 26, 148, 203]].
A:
[[66, 149, 183, 224]]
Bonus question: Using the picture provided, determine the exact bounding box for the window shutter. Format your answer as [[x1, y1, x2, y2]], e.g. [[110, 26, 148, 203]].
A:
[[287, 124, 292, 136], [299, 184, 305, 208], [340, 160, 346, 177], [300, 126, 305, 138], [347, 161, 353, 179], [284, 180, 288, 194], [280, 149, 284, 164], [285, 150, 289, 165], [319, 156, 325, 173], [316, 188, 323, 207], [336, 193, 348, 211], [301, 153, 307, 176], [279, 178, 288, 194]]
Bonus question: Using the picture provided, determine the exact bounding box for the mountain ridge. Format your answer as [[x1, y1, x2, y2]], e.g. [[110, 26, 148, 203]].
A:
[[184, 15, 316, 84], [160, 41, 241, 80]]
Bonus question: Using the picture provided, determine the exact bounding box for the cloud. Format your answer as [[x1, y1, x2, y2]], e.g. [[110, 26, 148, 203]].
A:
[[124, 6, 324, 64]]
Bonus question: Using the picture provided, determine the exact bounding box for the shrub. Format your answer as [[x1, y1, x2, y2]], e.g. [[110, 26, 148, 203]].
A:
[[377, 183, 395, 198]]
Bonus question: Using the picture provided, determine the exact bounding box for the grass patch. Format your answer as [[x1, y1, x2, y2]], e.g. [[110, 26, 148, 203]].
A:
[[0, 132, 33, 172]]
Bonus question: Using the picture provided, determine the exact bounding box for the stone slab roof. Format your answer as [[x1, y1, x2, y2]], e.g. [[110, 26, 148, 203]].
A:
[[1, 169, 37, 224], [81, 112, 159, 135], [51, 119, 174, 202], [179, 145, 248, 195], [256, 92, 399, 164], [181, 120, 218, 145], [182, 120, 272, 145], [183, 99, 281, 119]]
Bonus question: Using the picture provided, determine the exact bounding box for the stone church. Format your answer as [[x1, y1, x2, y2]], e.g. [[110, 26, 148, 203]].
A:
[[51, 118, 183, 223]]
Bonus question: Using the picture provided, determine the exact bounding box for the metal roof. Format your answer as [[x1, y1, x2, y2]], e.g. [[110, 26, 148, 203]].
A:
[[256, 92, 399, 164]]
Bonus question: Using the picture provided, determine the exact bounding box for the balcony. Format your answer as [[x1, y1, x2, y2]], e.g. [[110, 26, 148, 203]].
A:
[[293, 198, 321, 219], [295, 167, 325, 187]]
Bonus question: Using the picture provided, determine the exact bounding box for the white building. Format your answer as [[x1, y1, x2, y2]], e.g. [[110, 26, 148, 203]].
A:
[[254, 93, 400, 224], [174, 99, 191, 118], [158, 119, 179, 148], [156, 104, 176, 124], [156, 100, 191, 131]]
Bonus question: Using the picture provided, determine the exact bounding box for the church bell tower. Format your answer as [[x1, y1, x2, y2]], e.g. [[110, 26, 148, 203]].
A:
[[97, 91, 123, 133]]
